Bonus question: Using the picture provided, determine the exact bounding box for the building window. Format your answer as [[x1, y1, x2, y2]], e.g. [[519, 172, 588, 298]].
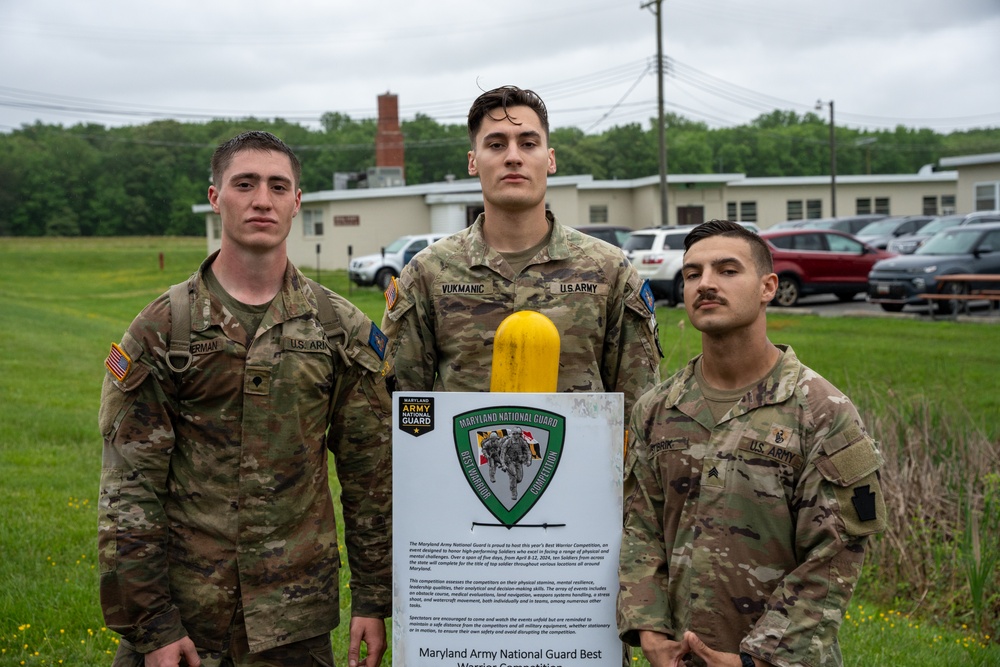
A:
[[923, 196, 938, 215], [589, 205, 609, 224], [786, 200, 803, 220], [726, 201, 756, 222], [875, 197, 890, 214], [807, 199, 823, 218], [856, 198, 871, 214], [975, 182, 999, 211], [942, 195, 956, 215], [302, 209, 324, 237], [739, 201, 757, 223]]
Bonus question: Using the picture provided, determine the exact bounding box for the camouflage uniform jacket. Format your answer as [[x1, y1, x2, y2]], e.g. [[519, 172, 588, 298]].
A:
[[618, 346, 885, 667], [98, 254, 392, 654], [381, 212, 661, 418]]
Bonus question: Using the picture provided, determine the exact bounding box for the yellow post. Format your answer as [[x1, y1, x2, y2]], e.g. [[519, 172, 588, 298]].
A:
[[490, 311, 559, 392]]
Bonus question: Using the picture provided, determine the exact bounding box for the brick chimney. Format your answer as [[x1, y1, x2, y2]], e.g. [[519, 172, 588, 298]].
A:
[[376, 92, 404, 174]]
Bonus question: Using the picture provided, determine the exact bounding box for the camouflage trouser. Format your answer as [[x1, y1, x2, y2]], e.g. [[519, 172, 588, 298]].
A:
[[112, 607, 334, 667]]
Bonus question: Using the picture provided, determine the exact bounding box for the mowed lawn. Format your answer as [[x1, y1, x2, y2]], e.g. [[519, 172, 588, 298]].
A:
[[1, 236, 997, 666]]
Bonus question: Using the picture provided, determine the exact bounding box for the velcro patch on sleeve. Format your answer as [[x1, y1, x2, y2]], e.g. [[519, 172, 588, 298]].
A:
[[817, 437, 881, 486], [639, 280, 656, 314], [384, 276, 399, 310], [834, 475, 886, 536], [369, 322, 388, 360], [105, 343, 132, 382]]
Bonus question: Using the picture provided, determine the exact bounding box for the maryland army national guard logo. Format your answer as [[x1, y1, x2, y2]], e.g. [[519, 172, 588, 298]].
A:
[[398, 396, 434, 436], [453, 407, 566, 527]]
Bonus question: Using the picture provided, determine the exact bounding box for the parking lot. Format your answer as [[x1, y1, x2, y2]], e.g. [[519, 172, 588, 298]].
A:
[[770, 293, 1000, 320], [657, 293, 1000, 321]]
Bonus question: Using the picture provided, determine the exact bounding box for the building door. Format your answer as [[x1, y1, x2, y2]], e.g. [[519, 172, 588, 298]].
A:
[[677, 206, 704, 227]]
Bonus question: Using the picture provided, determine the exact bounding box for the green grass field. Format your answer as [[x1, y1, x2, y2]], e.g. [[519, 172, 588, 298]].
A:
[[1, 237, 997, 666]]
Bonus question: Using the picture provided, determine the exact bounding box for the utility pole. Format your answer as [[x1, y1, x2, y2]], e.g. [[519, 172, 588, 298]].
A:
[[642, 0, 669, 226], [816, 99, 836, 217]]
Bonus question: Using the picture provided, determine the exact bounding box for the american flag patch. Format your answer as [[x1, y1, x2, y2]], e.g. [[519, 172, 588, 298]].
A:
[[384, 276, 398, 310], [105, 342, 132, 382]]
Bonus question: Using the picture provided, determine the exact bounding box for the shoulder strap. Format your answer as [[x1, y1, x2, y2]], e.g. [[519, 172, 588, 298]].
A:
[[165, 281, 193, 373], [165, 277, 349, 373], [304, 277, 351, 366]]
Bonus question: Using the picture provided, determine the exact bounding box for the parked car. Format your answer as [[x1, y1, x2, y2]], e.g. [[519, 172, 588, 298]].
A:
[[349, 232, 448, 289], [868, 222, 1000, 313], [795, 214, 889, 235], [886, 211, 1000, 254], [574, 224, 633, 248], [854, 215, 936, 249], [622, 225, 697, 299], [759, 229, 894, 306]]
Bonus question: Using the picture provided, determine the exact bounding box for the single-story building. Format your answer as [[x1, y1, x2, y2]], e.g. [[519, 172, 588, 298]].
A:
[[938, 152, 1000, 213], [193, 167, 962, 271]]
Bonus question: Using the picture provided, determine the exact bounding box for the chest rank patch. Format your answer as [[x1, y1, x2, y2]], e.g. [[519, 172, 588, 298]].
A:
[[369, 322, 388, 360], [105, 342, 132, 382], [702, 457, 728, 488]]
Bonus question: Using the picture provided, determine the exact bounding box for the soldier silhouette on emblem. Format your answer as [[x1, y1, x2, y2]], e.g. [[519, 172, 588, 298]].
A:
[[481, 432, 505, 483], [501, 426, 533, 500]]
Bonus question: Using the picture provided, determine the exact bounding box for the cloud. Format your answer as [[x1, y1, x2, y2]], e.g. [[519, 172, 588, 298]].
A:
[[1, 0, 998, 134]]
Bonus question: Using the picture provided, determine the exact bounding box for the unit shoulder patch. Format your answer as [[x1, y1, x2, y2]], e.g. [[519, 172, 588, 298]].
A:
[[369, 322, 388, 360]]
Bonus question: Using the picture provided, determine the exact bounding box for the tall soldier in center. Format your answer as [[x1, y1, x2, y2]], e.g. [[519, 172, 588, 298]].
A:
[[381, 85, 660, 419]]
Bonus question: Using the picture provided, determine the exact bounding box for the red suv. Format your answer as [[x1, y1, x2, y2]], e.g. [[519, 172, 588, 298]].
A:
[[759, 229, 894, 306]]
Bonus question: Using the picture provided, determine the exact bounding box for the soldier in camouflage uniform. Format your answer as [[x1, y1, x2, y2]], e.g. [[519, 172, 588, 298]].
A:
[[381, 86, 660, 420], [500, 426, 533, 500], [617, 220, 885, 667], [98, 132, 391, 667]]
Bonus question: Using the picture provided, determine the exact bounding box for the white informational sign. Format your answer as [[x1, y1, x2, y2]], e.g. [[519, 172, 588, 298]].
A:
[[392, 392, 624, 667]]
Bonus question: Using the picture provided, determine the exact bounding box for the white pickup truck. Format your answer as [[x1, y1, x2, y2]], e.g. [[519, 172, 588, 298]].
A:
[[348, 232, 448, 290]]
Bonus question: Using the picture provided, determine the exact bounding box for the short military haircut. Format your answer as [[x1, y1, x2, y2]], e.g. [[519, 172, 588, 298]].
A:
[[211, 131, 302, 189], [467, 85, 550, 147], [684, 219, 774, 275]]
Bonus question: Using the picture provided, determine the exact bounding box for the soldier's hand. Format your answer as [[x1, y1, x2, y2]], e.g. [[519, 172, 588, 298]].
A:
[[638, 630, 687, 667], [144, 637, 200, 667], [683, 630, 755, 666], [348, 616, 387, 667]]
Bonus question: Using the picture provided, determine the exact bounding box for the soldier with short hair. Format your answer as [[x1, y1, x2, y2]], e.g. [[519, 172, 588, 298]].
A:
[[381, 85, 660, 421], [617, 220, 885, 667], [98, 131, 392, 667]]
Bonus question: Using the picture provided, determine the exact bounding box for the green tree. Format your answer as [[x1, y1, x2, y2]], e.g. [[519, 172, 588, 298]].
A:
[[401, 114, 468, 184]]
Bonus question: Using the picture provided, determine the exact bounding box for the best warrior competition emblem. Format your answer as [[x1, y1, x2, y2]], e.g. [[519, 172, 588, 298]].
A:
[[453, 407, 565, 527]]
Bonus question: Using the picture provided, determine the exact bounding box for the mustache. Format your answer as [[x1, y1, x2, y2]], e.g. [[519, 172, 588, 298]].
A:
[[694, 291, 727, 308]]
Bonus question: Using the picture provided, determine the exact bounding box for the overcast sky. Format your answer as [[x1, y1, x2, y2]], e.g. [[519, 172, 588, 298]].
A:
[[2, 0, 999, 136]]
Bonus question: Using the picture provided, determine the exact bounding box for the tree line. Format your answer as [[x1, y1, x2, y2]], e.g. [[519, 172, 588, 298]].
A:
[[1, 110, 998, 237]]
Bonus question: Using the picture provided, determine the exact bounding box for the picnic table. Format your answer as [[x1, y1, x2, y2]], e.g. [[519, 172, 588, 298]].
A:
[[918, 274, 1000, 317]]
